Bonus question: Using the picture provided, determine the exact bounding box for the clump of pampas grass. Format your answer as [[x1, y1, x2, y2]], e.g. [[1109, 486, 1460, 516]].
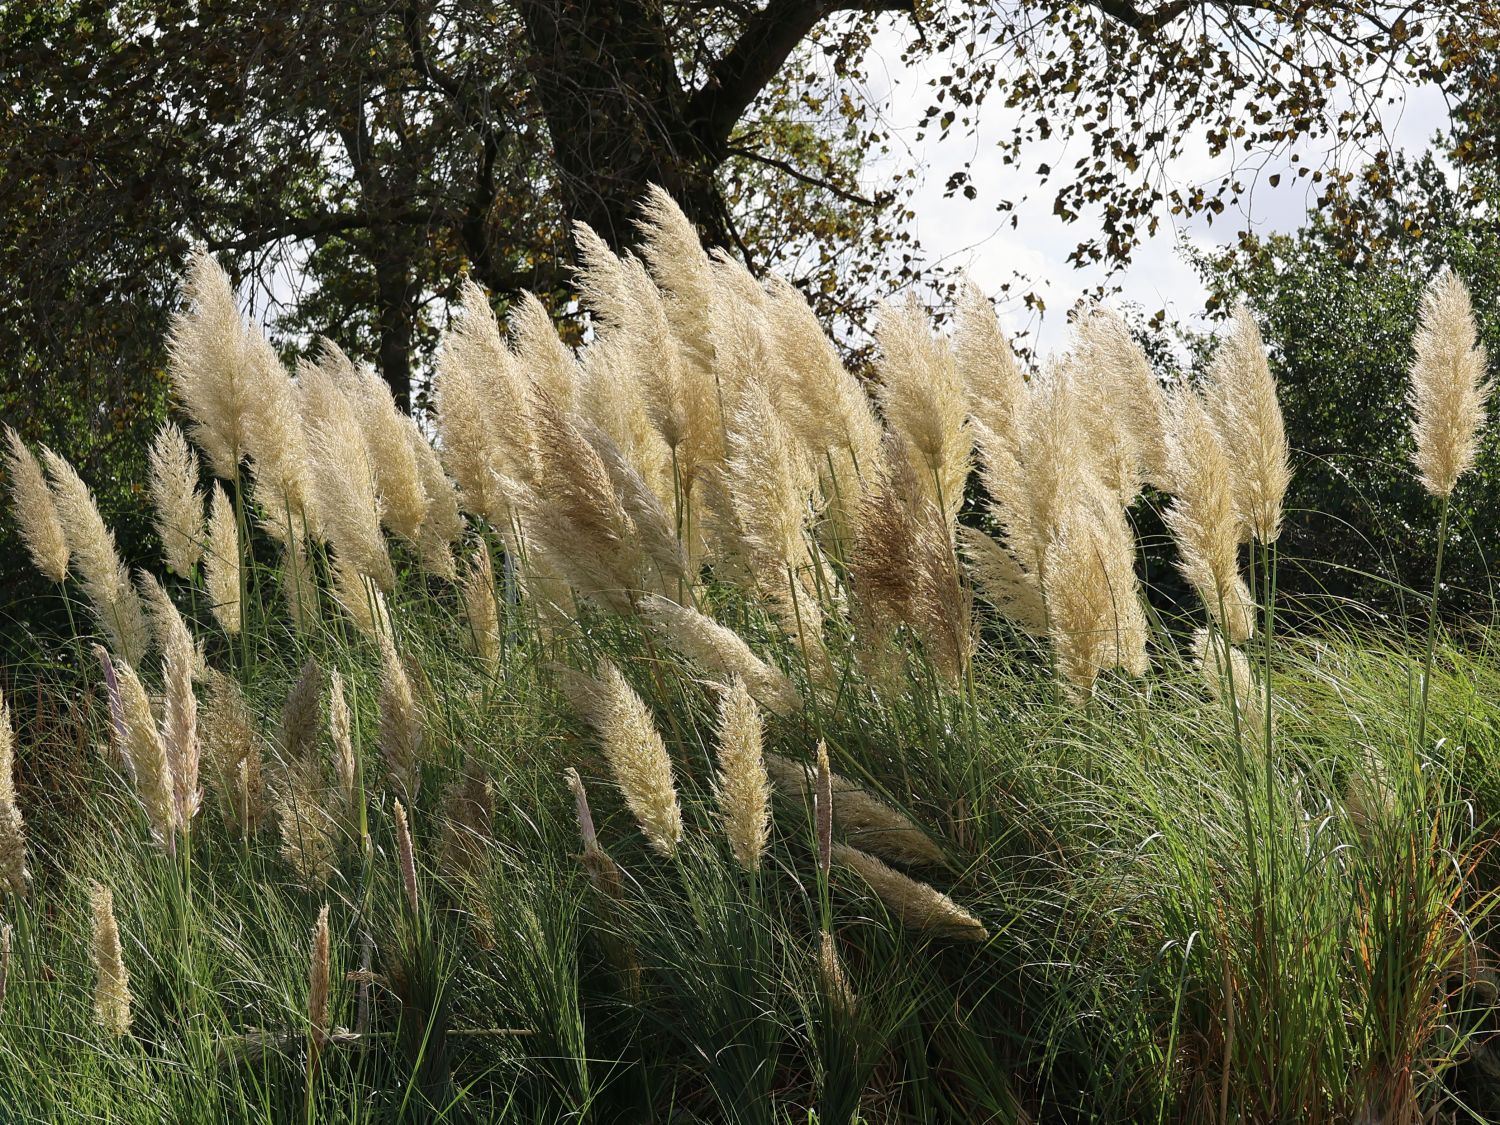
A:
[[147, 422, 205, 576]]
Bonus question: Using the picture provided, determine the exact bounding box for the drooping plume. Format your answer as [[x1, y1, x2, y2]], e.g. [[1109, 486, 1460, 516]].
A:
[[40, 449, 148, 664], [1201, 304, 1290, 542], [460, 547, 501, 672], [1071, 307, 1170, 497], [4, 426, 69, 582], [953, 282, 1028, 444], [639, 596, 804, 718], [832, 844, 987, 941], [1408, 269, 1492, 498], [113, 658, 177, 849]]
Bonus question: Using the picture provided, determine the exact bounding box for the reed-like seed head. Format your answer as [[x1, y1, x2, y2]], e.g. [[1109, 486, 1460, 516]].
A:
[[202, 669, 266, 835], [276, 757, 336, 888], [1409, 269, 1492, 498], [280, 657, 324, 765], [714, 678, 771, 873], [4, 426, 69, 582], [90, 882, 132, 1036], [831, 844, 987, 941], [565, 766, 626, 898], [327, 670, 358, 818], [461, 547, 501, 671], [815, 741, 833, 877], [156, 585, 202, 831], [204, 482, 242, 636], [817, 929, 857, 1018], [640, 595, 803, 717], [148, 422, 206, 575], [0, 691, 30, 896], [596, 663, 683, 857], [393, 798, 419, 915]]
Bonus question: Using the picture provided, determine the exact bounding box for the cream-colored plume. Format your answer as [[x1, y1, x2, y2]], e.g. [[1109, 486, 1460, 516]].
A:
[[281, 527, 320, 636], [202, 669, 266, 835], [4, 427, 69, 583], [875, 295, 971, 529], [90, 882, 131, 1036], [1409, 269, 1492, 498], [637, 185, 718, 384], [1041, 487, 1149, 699], [1071, 307, 1170, 496], [714, 678, 771, 873], [39, 449, 148, 665], [639, 595, 804, 717], [377, 634, 423, 801], [954, 282, 1028, 443], [276, 757, 336, 888], [958, 527, 1046, 635], [331, 558, 392, 641], [298, 358, 393, 591], [147, 423, 205, 576], [327, 670, 358, 818], [155, 583, 202, 831], [460, 548, 501, 672], [1164, 392, 1255, 643], [594, 662, 683, 856], [832, 844, 987, 941], [204, 482, 242, 636], [402, 415, 463, 579], [509, 291, 578, 414], [817, 929, 857, 1017], [113, 659, 177, 848], [0, 691, 30, 896], [325, 346, 428, 542], [1202, 305, 1290, 542], [393, 798, 419, 914], [764, 752, 947, 868]]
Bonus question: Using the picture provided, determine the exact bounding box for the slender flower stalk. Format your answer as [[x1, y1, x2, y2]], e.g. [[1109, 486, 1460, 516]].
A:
[[90, 883, 131, 1036], [156, 587, 202, 833], [393, 799, 419, 916], [461, 547, 501, 672], [308, 904, 332, 1063], [4, 427, 69, 583], [0, 922, 12, 1013], [1408, 270, 1492, 749], [566, 767, 624, 898]]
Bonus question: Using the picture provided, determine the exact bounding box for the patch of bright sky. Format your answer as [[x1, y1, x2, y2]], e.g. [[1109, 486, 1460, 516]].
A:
[[856, 21, 1453, 359]]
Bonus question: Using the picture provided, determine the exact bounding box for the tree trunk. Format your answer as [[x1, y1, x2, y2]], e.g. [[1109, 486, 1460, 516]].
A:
[[374, 243, 416, 411], [513, 0, 733, 253]]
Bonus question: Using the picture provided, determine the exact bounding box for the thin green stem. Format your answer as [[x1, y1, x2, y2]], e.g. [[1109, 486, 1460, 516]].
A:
[[1416, 493, 1451, 754]]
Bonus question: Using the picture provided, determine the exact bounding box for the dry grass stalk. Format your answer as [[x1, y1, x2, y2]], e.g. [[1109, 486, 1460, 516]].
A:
[[0, 691, 30, 896], [714, 678, 771, 873], [1165, 392, 1255, 644], [204, 482, 242, 636], [1201, 304, 1291, 542], [281, 527, 320, 635], [639, 596, 803, 718], [595, 663, 682, 857], [308, 904, 332, 1062], [39, 448, 149, 664], [764, 751, 947, 868], [1408, 269, 1492, 498], [148, 422, 205, 576], [566, 767, 624, 899], [378, 635, 423, 801], [0, 922, 12, 1012], [3, 426, 69, 583], [90, 882, 131, 1035], [815, 742, 833, 877], [832, 844, 987, 941]]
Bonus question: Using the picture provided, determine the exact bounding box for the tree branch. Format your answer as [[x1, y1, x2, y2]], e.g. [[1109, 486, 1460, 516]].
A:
[[687, 0, 915, 155], [726, 144, 880, 206]]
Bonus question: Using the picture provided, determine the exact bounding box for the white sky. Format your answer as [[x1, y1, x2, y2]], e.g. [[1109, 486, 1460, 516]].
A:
[[856, 21, 1454, 357]]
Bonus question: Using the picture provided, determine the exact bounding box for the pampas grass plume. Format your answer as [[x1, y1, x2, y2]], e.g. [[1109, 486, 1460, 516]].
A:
[[461, 547, 501, 672], [378, 636, 423, 801], [596, 663, 682, 857], [113, 658, 177, 850], [0, 691, 30, 896], [205, 482, 242, 635], [328, 670, 358, 817], [714, 678, 770, 873], [148, 423, 205, 575], [393, 799, 419, 915], [832, 844, 987, 941], [90, 882, 131, 1035], [4, 427, 69, 582], [1409, 269, 1492, 498], [640, 595, 803, 717], [308, 904, 332, 1060]]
